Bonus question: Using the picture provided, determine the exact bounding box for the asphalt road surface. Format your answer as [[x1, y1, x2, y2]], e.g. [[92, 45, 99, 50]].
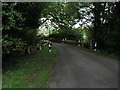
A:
[[48, 43, 118, 88]]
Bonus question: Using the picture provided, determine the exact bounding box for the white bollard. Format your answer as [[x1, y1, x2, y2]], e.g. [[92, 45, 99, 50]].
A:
[[49, 49, 51, 52], [78, 40, 80, 47], [48, 42, 52, 52], [94, 42, 97, 51], [94, 49, 96, 51]]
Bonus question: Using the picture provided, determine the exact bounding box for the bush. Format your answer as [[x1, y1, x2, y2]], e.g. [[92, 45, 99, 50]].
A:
[[2, 35, 26, 56]]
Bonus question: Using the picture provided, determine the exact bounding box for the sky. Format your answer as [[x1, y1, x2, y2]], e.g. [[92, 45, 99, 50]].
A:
[[38, 5, 93, 36]]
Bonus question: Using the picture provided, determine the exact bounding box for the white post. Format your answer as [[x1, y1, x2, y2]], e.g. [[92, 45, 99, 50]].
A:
[[65, 38, 67, 42], [27, 46, 31, 54], [78, 40, 80, 47], [94, 42, 97, 51], [39, 45, 41, 50], [90, 40, 92, 50], [49, 42, 52, 52], [63, 38, 64, 43]]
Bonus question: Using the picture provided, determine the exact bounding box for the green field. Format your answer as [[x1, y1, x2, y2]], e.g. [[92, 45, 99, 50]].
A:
[[2, 46, 57, 88]]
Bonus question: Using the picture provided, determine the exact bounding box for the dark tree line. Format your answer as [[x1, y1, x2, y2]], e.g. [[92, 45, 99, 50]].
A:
[[92, 2, 120, 55]]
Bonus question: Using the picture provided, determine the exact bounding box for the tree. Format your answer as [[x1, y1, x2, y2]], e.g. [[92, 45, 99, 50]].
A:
[[2, 3, 25, 56], [2, 2, 46, 57], [91, 2, 120, 56]]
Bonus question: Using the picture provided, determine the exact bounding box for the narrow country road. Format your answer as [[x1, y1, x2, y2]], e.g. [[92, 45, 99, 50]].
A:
[[48, 43, 118, 88]]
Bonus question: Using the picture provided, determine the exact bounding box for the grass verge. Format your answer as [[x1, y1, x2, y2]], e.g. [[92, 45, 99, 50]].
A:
[[2, 45, 57, 88], [76, 46, 119, 60], [65, 42, 119, 60]]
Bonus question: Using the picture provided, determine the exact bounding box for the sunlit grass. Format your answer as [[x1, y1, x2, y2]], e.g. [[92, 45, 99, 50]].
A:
[[2, 46, 57, 88]]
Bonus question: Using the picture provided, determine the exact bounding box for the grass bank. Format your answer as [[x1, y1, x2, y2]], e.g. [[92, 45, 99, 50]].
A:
[[78, 46, 119, 60], [65, 41, 119, 60], [2, 45, 57, 88]]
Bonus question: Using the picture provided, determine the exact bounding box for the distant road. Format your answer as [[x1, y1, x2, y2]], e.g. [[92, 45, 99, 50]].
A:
[[48, 43, 118, 88]]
